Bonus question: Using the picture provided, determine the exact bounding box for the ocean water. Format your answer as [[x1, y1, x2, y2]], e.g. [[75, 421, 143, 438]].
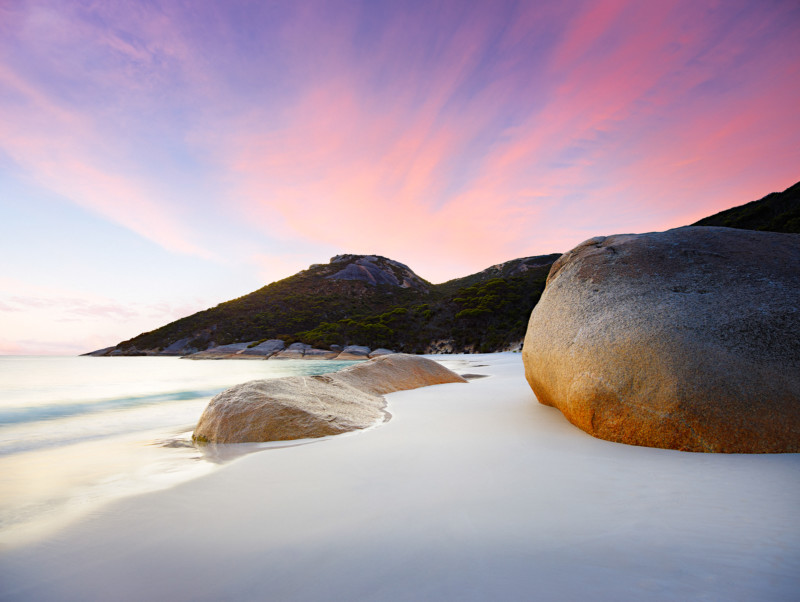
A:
[[0, 355, 358, 545]]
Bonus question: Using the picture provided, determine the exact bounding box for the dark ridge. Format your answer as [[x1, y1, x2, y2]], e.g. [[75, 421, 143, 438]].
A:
[[692, 180, 800, 233]]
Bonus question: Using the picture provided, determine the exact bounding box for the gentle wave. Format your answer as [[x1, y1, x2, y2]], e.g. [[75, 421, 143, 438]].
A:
[[0, 388, 224, 426], [1, 426, 157, 457], [0, 356, 363, 543]]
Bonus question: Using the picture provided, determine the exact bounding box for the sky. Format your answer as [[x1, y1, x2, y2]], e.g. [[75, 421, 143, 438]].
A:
[[1, 0, 798, 355]]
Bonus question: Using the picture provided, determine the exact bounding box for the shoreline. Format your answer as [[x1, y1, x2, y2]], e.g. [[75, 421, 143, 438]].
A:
[[2, 353, 799, 600], [0, 356, 365, 548]]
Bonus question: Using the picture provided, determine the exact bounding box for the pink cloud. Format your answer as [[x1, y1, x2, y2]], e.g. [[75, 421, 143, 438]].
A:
[[2, 0, 798, 289], [551, 0, 630, 72], [221, 11, 538, 278], [0, 277, 215, 354], [0, 295, 188, 321], [0, 7, 215, 260], [0, 337, 92, 356], [210, 1, 793, 282]]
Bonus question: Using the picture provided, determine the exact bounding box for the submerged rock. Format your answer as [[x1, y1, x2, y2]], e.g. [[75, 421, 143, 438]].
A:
[[523, 226, 800, 453], [193, 354, 467, 443]]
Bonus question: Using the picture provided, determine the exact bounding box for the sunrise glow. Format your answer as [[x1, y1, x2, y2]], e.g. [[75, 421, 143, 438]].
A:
[[1, 0, 798, 353]]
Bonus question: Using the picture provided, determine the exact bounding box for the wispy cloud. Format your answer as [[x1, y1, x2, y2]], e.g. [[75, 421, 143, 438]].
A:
[[0, 3, 214, 259], [0, 292, 209, 323], [216, 0, 800, 278], [0, 0, 798, 360], [0, 278, 212, 354]]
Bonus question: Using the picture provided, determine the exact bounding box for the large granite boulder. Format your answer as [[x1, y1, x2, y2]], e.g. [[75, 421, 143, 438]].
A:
[[523, 226, 800, 453], [193, 354, 467, 443]]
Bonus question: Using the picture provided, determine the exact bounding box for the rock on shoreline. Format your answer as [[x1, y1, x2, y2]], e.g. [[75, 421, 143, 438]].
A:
[[86, 340, 401, 361], [193, 354, 467, 443], [523, 226, 800, 453]]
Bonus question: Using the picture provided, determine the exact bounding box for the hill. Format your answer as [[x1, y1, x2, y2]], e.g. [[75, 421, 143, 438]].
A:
[[92, 179, 798, 357], [100, 253, 559, 356], [693, 180, 800, 233]]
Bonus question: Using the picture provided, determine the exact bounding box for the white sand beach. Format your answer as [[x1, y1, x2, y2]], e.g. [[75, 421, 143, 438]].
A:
[[1, 353, 798, 601]]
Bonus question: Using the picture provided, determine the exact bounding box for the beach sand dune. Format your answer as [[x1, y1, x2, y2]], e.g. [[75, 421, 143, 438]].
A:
[[1, 354, 798, 601]]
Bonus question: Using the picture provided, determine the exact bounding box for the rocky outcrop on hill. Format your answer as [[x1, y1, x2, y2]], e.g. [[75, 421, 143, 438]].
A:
[[523, 226, 800, 453], [326, 255, 430, 292], [192, 354, 467, 443], [160, 337, 198, 356]]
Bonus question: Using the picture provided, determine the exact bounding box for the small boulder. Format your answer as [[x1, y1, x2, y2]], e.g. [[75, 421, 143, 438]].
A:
[[272, 342, 311, 360], [240, 339, 285, 357], [337, 345, 371, 360], [368, 348, 396, 358], [193, 376, 384, 443], [335, 353, 468, 395], [523, 226, 800, 453], [193, 354, 467, 443], [302, 348, 341, 360], [186, 343, 256, 359]]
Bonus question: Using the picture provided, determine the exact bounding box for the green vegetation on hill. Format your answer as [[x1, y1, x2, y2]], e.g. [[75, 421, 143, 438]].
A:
[[115, 254, 558, 355], [296, 270, 552, 353], [110, 179, 799, 357], [119, 270, 424, 352], [693, 180, 800, 233]]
